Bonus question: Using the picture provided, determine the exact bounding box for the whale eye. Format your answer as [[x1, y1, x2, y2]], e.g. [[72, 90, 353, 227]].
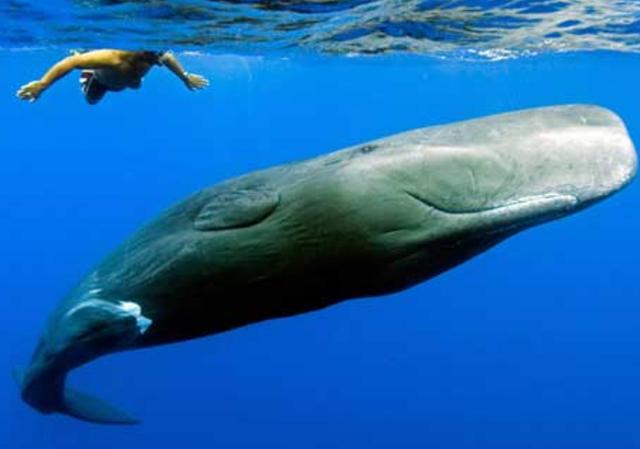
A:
[[359, 144, 377, 154]]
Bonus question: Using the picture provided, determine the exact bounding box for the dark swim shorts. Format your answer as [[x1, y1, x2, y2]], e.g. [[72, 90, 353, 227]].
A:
[[79, 70, 107, 105]]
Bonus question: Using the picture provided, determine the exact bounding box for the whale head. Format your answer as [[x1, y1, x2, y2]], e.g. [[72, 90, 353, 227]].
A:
[[335, 105, 637, 290]]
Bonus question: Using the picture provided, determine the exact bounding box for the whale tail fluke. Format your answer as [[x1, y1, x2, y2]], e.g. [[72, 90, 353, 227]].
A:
[[13, 366, 139, 425], [62, 387, 140, 425]]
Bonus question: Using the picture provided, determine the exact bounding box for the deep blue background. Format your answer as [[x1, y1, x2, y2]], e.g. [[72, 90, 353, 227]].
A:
[[1, 50, 640, 448]]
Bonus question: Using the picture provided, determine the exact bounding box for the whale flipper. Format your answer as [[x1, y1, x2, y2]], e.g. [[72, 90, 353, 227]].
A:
[[194, 188, 280, 231]]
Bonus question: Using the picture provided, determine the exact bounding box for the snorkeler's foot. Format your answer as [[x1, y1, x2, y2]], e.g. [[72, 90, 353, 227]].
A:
[[16, 80, 45, 102]]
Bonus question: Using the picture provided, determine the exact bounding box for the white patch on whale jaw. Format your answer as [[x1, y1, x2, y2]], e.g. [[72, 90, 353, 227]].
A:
[[65, 298, 153, 336], [118, 301, 152, 335]]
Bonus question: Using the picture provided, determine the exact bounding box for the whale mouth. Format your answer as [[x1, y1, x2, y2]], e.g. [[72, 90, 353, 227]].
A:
[[405, 190, 580, 238], [458, 193, 580, 235], [406, 189, 578, 216]]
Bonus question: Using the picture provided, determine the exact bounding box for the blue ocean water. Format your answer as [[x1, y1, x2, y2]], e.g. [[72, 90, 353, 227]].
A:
[[2, 2, 640, 449]]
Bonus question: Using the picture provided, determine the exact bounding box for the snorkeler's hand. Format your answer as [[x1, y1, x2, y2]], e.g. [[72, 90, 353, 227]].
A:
[[16, 80, 46, 102], [184, 73, 209, 90]]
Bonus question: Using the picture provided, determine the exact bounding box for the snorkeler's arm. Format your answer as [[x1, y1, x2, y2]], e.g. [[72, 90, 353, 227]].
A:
[[158, 52, 209, 90], [16, 50, 127, 102]]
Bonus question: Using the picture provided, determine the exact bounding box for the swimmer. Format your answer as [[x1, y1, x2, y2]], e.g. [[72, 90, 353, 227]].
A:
[[16, 49, 209, 105]]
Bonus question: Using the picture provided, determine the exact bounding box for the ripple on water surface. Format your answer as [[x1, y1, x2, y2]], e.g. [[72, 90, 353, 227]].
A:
[[2, 0, 640, 59]]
